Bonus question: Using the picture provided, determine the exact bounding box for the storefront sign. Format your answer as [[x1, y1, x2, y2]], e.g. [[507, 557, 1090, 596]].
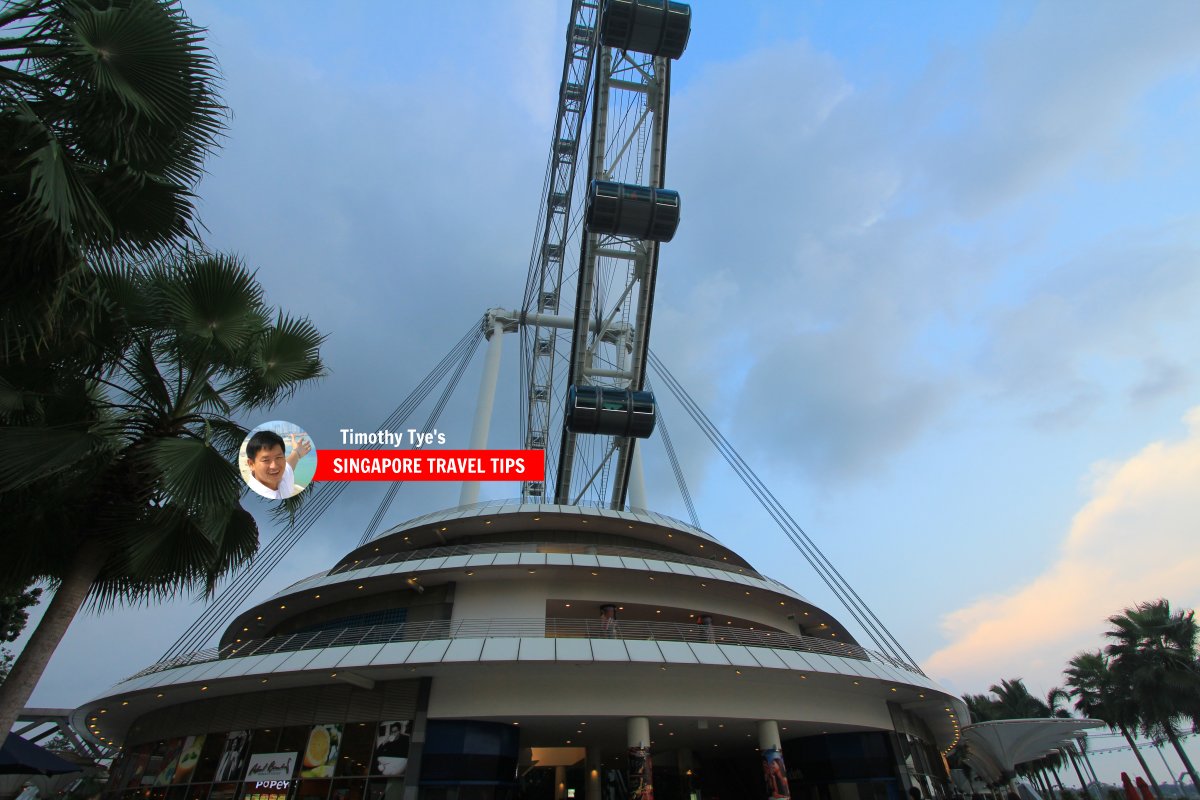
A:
[[245, 752, 298, 782]]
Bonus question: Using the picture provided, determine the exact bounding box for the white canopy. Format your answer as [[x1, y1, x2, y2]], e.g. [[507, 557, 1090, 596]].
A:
[[960, 719, 1103, 783]]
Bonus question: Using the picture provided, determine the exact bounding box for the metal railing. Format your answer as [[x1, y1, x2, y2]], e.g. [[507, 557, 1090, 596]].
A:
[[327, 541, 760, 579], [380, 498, 710, 541], [124, 617, 924, 681]]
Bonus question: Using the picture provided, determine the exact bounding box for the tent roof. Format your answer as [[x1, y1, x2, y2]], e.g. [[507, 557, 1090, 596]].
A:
[[0, 734, 83, 776], [960, 718, 1103, 783]]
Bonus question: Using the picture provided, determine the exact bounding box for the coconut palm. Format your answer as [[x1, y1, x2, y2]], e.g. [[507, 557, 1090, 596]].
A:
[[1064, 651, 1163, 799], [1, 0, 224, 356], [0, 252, 326, 736], [1104, 600, 1200, 790], [990, 678, 1053, 719]]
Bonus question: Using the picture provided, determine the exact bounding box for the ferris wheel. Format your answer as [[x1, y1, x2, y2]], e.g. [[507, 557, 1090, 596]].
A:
[[163, 0, 923, 677], [511, 0, 692, 510]]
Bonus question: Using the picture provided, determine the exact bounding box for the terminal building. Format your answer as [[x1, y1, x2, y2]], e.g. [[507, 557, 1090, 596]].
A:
[[78, 501, 967, 800]]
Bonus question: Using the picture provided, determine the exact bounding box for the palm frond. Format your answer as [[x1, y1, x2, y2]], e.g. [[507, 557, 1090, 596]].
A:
[[142, 435, 240, 510]]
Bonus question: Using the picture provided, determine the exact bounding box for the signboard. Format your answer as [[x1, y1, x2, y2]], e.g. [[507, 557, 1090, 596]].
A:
[[245, 752, 299, 782]]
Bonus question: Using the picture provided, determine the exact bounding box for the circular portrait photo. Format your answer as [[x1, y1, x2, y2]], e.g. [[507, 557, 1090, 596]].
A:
[[240, 420, 316, 500]]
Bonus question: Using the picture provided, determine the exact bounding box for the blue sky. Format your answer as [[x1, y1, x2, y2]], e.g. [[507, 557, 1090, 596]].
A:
[[13, 0, 1200, 785]]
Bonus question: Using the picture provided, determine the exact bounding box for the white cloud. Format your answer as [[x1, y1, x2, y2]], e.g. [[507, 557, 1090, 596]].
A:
[[925, 406, 1200, 693]]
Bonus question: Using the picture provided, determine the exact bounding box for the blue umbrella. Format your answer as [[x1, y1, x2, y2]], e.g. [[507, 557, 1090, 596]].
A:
[[0, 735, 81, 776]]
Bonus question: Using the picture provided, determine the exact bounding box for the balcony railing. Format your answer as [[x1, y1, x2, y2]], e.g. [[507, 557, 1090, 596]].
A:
[[124, 617, 924, 681], [327, 541, 760, 579]]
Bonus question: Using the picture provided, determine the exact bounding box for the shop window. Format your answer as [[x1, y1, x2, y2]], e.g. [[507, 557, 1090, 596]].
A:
[[328, 779, 366, 800], [192, 734, 230, 784], [276, 727, 311, 759], [365, 779, 404, 800], [335, 725, 374, 777], [248, 729, 280, 758], [294, 780, 331, 800], [183, 783, 210, 800]]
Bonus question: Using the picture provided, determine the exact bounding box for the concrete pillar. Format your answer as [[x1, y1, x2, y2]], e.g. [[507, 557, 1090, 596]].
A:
[[759, 720, 792, 799], [628, 443, 647, 510], [627, 717, 652, 799], [586, 748, 602, 800], [459, 319, 504, 507], [555, 765, 567, 799]]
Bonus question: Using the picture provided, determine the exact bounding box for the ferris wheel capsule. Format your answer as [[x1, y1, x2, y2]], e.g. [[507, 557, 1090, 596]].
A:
[[565, 385, 657, 439], [585, 180, 681, 242], [601, 0, 692, 60]]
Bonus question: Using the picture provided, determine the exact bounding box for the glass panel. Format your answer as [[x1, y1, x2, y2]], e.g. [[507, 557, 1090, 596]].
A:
[[183, 784, 211, 800], [192, 735, 227, 784], [277, 727, 311, 759], [328, 780, 365, 800], [335, 724, 374, 777], [294, 780, 331, 800], [206, 783, 238, 800]]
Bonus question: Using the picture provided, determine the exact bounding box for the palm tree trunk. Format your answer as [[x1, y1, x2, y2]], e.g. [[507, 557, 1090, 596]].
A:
[[1050, 764, 1067, 795], [1166, 731, 1200, 793], [0, 539, 106, 737], [1078, 749, 1101, 792], [1067, 750, 1091, 799], [1120, 725, 1164, 800]]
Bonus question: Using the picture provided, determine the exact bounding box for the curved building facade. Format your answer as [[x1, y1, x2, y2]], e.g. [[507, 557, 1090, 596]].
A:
[[79, 502, 966, 800]]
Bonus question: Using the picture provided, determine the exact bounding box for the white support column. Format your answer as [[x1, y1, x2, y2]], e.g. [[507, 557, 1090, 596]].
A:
[[759, 720, 791, 799], [628, 443, 647, 510], [459, 319, 504, 507], [758, 720, 782, 751], [627, 717, 652, 799]]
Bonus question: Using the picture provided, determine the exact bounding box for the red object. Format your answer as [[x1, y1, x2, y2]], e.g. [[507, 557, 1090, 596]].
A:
[[1120, 773, 1139, 800], [312, 450, 544, 482], [1134, 776, 1154, 800]]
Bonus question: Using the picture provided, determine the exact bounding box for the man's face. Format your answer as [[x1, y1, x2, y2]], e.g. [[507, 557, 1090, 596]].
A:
[[248, 444, 286, 489]]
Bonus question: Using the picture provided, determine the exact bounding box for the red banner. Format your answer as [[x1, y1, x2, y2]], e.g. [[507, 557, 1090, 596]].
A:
[[312, 450, 544, 482]]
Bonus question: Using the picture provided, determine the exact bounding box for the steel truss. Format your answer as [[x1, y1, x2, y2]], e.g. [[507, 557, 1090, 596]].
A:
[[520, 2, 676, 509]]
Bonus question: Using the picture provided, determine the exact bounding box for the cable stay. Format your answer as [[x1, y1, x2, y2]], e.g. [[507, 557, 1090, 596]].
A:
[[643, 377, 699, 528], [160, 320, 484, 659], [355, 333, 479, 548], [646, 349, 923, 675]]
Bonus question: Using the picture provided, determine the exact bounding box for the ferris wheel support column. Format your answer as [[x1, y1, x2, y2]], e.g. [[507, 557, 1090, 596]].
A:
[[628, 443, 647, 511], [459, 316, 507, 507]]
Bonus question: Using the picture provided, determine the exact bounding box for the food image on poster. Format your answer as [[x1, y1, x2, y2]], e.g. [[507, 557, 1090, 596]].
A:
[[300, 723, 343, 778], [369, 721, 411, 777], [154, 738, 185, 786], [172, 735, 207, 785]]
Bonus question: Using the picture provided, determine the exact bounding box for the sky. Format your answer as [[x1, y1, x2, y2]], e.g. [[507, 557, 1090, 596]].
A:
[[11, 0, 1200, 786]]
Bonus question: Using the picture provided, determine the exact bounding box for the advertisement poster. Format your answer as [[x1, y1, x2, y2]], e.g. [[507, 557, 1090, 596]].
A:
[[172, 735, 207, 785], [154, 738, 185, 786], [370, 721, 411, 777], [214, 730, 251, 783], [300, 723, 343, 778], [245, 752, 299, 782], [628, 746, 653, 800], [762, 748, 790, 799]]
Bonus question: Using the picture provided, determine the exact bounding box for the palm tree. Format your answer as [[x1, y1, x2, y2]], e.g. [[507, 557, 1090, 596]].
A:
[[989, 678, 1053, 719], [1064, 651, 1164, 799], [1, 0, 224, 356], [1104, 600, 1200, 790], [0, 252, 326, 736]]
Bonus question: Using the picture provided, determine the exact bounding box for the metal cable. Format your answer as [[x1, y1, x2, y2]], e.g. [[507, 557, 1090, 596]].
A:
[[647, 350, 922, 673], [645, 378, 699, 526], [356, 331, 478, 547], [161, 321, 484, 658]]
